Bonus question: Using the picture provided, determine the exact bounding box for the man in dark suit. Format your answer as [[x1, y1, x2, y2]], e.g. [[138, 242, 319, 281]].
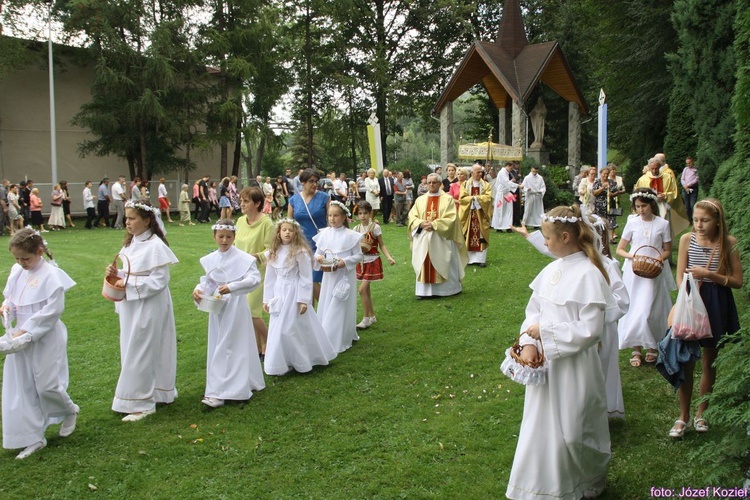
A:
[[509, 163, 523, 226], [378, 169, 395, 224]]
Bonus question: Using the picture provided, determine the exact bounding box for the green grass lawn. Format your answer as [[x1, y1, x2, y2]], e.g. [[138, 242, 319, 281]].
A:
[[0, 217, 740, 498]]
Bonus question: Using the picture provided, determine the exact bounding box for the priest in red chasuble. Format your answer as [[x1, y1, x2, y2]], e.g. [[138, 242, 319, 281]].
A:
[[458, 164, 493, 267], [408, 173, 468, 298]]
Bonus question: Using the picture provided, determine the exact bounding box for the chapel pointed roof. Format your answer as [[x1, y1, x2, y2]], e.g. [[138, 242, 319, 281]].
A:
[[433, 0, 588, 115]]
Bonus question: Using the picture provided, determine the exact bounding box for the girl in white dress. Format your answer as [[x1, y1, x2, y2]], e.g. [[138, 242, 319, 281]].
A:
[[106, 201, 178, 422], [193, 219, 265, 407], [512, 214, 629, 419], [263, 219, 337, 375], [506, 205, 614, 500], [592, 218, 629, 419], [2, 228, 79, 459], [616, 188, 676, 367], [313, 201, 363, 353]]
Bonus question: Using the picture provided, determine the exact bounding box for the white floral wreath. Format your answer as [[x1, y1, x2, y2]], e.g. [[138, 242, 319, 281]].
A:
[[542, 214, 580, 224], [125, 200, 155, 213], [211, 224, 236, 232], [23, 225, 49, 247], [629, 191, 658, 202], [275, 217, 301, 229], [329, 200, 351, 218], [588, 214, 607, 229]]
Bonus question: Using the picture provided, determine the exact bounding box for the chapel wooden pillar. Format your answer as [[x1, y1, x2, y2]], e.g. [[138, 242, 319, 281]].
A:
[[498, 107, 507, 145], [440, 102, 454, 165], [511, 99, 526, 151], [568, 102, 581, 167]]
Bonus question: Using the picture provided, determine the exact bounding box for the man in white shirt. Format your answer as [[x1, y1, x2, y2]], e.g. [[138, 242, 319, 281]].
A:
[[111, 176, 127, 229], [333, 172, 348, 202]]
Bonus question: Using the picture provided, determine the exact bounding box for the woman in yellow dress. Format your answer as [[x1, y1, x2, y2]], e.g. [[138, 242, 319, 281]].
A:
[[234, 187, 275, 359]]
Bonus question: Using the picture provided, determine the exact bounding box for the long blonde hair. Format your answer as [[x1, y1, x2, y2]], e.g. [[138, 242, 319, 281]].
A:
[[268, 221, 311, 265], [693, 198, 732, 275], [544, 205, 610, 284]]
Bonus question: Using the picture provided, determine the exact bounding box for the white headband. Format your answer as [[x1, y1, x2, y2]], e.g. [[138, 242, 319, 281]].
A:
[[211, 224, 236, 232], [125, 201, 155, 213], [330, 200, 351, 218], [588, 214, 607, 230], [275, 217, 301, 229], [629, 191, 658, 202], [24, 225, 49, 247], [542, 214, 580, 224]]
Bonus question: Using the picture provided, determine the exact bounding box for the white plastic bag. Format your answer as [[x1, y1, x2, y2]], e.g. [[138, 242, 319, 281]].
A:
[[671, 272, 712, 341]]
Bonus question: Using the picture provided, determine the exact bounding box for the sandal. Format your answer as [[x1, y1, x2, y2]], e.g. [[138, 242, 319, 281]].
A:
[[669, 419, 689, 438], [694, 417, 709, 433], [644, 350, 658, 363], [629, 351, 642, 367]]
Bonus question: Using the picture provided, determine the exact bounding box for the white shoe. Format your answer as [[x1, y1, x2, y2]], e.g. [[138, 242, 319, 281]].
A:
[[356, 318, 371, 329], [59, 404, 80, 437], [122, 408, 156, 422], [16, 439, 46, 459], [369, 316, 377, 324], [202, 397, 225, 408]]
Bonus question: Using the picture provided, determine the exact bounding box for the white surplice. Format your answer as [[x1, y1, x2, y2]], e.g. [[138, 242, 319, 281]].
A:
[[617, 215, 676, 350], [522, 172, 546, 227], [491, 168, 518, 230], [263, 245, 337, 375], [2, 260, 76, 449], [507, 252, 613, 500], [112, 230, 179, 414], [195, 246, 265, 400], [313, 226, 363, 353]]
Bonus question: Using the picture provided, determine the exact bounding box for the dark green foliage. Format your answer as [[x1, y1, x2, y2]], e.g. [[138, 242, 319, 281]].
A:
[[0, 36, 35, 79], [691, 327, 750, 485], [539, 165, 575, 208], [670, 0, 736, 191], [697, 0, 750, 484], [579, 0, 677, 180], [663, 78, 698, 172]]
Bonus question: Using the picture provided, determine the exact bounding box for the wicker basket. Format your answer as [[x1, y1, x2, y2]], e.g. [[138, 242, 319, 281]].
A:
[[102, 254, 130, 302], [319, 249, 337, 272], [500, 337, 547, 386], [632, 245, 663, 279]]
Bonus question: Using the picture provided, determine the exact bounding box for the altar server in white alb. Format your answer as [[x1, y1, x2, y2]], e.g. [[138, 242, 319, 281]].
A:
[[491, 161, 522, 231], [522, 165, 546, 228], [263, 219, 337, 375], [313, 201, 363, 353], [1, 229, 79, 459], [506, 205, 613, 500], [408, 173, 467, 298], [193, 219, 265, 408], [107, 201, 178, 422]]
